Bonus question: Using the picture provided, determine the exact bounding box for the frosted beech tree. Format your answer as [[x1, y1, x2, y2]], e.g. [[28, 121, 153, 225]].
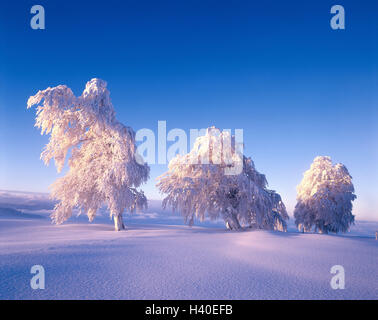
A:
[[294, 156, 356, 234], [27, 79, 149, 231], [156, 127, 288, 231]]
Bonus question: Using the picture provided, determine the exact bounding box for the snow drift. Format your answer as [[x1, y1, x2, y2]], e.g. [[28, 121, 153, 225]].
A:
[[0, 191, 377, 300]]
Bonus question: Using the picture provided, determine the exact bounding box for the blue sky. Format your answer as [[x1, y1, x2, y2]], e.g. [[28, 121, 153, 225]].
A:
[[0, 0, 377, 219]]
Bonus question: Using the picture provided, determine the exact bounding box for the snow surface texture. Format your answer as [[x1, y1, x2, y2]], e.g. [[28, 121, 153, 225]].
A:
[[0, 191, 377, 300]]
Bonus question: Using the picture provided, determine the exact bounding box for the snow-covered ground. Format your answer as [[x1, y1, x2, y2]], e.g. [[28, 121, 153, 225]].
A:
[[0, 191, 377, 300]]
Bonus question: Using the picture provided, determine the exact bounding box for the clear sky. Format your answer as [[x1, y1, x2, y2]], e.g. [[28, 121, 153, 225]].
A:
[[0, 0, 377, 220]]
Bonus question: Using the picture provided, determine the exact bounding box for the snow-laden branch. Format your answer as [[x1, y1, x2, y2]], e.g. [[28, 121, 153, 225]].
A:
[[28, 79, 150, 230], [294, 156, 356, 233], [157, 127, 288, 231]]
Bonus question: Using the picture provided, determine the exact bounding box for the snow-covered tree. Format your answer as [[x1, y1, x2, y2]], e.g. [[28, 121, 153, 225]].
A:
[[156, 127, 288, 231], [27, 79, 149, 231], [294, 156, 356, 234]]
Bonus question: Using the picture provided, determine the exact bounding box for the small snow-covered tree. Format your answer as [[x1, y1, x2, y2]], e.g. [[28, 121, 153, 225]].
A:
[[156, 127, 288, 231], [294, 156, 356, 234], [27, 78, 149, 231]]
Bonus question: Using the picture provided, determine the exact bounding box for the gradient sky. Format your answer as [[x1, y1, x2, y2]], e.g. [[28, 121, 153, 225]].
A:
[[0, 0, 377, 220]]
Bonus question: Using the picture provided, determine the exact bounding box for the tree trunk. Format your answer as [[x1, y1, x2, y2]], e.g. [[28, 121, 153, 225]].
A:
[[113, 213, 125, 231], [224, 210, 241, 230]]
